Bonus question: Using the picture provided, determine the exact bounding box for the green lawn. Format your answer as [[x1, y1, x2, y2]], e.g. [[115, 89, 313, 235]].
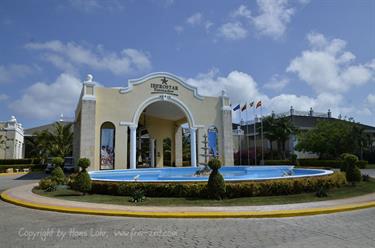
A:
[[365, 164, 375, 169], [33, 179, 375, 207]]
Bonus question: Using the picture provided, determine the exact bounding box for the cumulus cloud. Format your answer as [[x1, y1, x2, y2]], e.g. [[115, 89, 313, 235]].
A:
[[67, 0, 124, 12], [186, 69, 355, 121], [287, 32, 374, 93], [217, 0, 303, 41], [186, 69, 267, 104], [25, 40, 152, 76], [367, 93, 375, 105], [231, 5, 252, 19], [263, 74, 290, 91], [252, 0, 295, 39], [0, 94, 9, 101], [218, 22, 248, 40], [0, 64, 34, 84], [186, 13, 203, 26], [9, 73, 84, 120]]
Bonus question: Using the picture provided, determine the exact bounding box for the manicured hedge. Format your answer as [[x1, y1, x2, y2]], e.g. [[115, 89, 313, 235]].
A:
[[0, 158, 41, 165], [91, 172, 346, 198]]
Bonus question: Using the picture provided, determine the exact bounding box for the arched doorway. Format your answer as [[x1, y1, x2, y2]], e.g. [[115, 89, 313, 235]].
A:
[[129, 98, 198, 169]]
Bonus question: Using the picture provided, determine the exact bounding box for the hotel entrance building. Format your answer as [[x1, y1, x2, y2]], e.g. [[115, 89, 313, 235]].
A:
[[74, 72, 234, 170]]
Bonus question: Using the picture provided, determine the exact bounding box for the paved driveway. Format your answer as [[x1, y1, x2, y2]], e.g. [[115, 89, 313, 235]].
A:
[[0, 173, 374, 248]]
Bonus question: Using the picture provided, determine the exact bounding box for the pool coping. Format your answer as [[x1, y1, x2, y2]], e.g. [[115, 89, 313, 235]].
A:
[[1, 183, 375, 218]]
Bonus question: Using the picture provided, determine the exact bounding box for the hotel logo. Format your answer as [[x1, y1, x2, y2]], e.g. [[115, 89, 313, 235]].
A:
[[150, 77, 179, 96]]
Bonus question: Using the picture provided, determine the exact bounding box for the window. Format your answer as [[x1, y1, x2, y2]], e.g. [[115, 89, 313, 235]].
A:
[[100, 122, 115, 170]]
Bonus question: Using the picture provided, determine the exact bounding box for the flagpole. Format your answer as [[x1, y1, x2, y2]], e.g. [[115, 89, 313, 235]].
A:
[[254, 114, 257, 166], [239, 104, 242, 166], [246, 104, 250, 165], [261, 105, 264, 165]]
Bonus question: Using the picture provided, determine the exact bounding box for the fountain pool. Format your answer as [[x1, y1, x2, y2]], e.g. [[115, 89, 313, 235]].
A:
[[88, 166, 333, 183]]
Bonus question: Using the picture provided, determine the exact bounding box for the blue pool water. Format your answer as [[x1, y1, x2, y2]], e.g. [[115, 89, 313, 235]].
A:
[[88, 166, 333, 182]]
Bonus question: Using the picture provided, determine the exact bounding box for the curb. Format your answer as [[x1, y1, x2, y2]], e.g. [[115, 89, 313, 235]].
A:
[[0, 172, 28, 177], [1, 191, 375, 218]]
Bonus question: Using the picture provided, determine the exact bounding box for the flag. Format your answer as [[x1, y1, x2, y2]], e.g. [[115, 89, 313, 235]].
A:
[[233, 104, 240, 111], [241, 103, 247, 111], [256, 100, 262, 108], [249, 101, 254, 108]]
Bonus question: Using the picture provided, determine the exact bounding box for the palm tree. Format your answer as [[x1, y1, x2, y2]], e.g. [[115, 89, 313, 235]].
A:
[[274, 117, 297, 159], [262, 116, 278, 159], [261, 117, 297, 159], [32, 122, 73, 159]]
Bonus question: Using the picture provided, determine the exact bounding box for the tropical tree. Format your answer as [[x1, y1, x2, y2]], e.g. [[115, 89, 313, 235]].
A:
[[262, 117, 297, 159], [32, 122, 73, 160], [274, 117, 298, 159], [296, 120, 354, 159], [262, 116, 278, 159]]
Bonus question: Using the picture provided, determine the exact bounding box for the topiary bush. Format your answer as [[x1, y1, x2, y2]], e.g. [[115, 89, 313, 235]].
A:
[[52, 157, 64, 168], [207, 158, 226, 200], [343, 154, 362, 185], [38, 177, 58, 192], [51, 166, 65, 184], [70, 158, 92, 193], [71, 170, 92, 193], [78, 158, 90, 171], [129, 188, 146, 203]]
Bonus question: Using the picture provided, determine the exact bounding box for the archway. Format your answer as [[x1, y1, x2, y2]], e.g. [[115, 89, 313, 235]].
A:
[[128, 98, 198, 168]]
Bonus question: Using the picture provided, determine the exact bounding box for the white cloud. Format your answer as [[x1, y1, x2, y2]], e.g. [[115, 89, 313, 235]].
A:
[[0, 64, 34, 84], [232, 5, 252, 19], [25, 41, 152, 75], [218, 22, 248, 40], [252, 0, 295, 39], [264, 74, 290, 91], [9, 73, 84, 120], [0, 94, 9, 101], [186, 13, 203, 26], [186, 69, 355, 121], [186, 69, 266, 105], [287, 32, 374, 93], [68, 0, 124, 12], [367, 93, 375, 105], [174, 25, 184, 33]]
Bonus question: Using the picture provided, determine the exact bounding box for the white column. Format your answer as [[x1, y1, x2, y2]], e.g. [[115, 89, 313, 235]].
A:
[[150, 138, 155, 167], [129, 125, 137, 169], [190, 127, 197, 167]]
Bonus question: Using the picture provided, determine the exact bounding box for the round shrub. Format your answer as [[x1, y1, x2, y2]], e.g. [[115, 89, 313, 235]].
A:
[[71, 170, 92, 193], [346, 163, 362, 185], [208, 158, 222, 171], [38, 177, 57, 192], [341, 153, 358, 171], [78, 158, 90, 171], [52, 157, 64, 168], [51, 166, 65, 184], [207, 158, 226, 200]]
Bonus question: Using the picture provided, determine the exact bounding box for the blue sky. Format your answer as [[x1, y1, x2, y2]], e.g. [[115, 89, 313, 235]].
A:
[[0, 0, 374, 128]]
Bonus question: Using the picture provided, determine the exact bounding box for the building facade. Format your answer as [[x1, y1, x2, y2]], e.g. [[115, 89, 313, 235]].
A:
[[233, 108, 375, 164], [74, 72, 234, 171], [0, 116, 24, 160]]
